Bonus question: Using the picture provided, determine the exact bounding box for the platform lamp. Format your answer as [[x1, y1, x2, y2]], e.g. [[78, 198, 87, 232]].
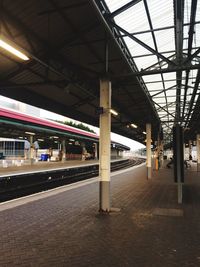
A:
[[0, 36, 30, 61]]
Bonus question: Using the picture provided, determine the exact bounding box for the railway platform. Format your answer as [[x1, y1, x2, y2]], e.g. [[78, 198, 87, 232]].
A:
[[0, 159, 99, 177], [0, 162, 200, 266]]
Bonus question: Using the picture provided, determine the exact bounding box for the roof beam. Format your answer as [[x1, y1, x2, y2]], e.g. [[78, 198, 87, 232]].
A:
[[153, 101, 176, 119], [109, 0, 141, 18], [110, 22, 177, 67], [111, 64, 200, 77], [143, 0, 169, 125], [91, 0, 160, 124], [185, 69, 200, 125], [151, 85, 177, 98], [181, 1, 197, 120]]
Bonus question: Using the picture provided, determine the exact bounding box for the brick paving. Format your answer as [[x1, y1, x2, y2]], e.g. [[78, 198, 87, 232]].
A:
[[0, 163, 200, 266]]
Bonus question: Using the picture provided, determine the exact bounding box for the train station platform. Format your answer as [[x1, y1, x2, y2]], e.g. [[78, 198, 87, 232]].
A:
[[0, 159, 99, 177], [0, 162, 200, 266]]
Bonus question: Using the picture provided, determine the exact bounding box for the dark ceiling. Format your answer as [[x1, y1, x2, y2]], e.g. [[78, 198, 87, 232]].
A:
[[0, 0, 199, 146], [0, 0, 160, 145]]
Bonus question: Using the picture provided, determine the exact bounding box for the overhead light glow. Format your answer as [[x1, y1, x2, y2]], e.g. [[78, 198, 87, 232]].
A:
[[143, 131, 146, 135], [38, 139, 44, 141], [0, 39, 29, 61], [131, 123, 137, 128], [25, 131, 35, 135], [110, 109, 118, 116]]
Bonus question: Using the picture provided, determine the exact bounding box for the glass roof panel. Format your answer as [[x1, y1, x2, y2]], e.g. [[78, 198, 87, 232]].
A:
[[184, 0, 192, 24], [134, 55, 158, 69], [155, 29, 175, 53], [147, 0, 174, 27], [143, 74, 162, 83], [104, 0, 200, 142], [115, 1, 149, 33], [196, 0, 200, 21], [123, 36, 151, 57], [194, 24, 200, 48], [146, 82, 163, 91], [105, 0, 132, 13]]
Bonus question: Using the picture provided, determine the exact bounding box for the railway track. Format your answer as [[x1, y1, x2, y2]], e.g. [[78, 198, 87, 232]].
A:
[[0, 158, 145, 202]]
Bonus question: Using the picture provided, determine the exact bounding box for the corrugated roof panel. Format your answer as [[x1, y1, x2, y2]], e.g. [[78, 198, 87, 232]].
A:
[[134, 55, 158, 69], [155, 29, 175, 53], [123, 36, 151, 57], [115, 1, 150, 33], [147, 82, 163, 91], [147, 0, 174, 28], [105, 0, 132, 13], [143, 74, 162, 83], [194, 24, 200, 49], [184, 0, 192, 24], [163, 73, 176, 80], [196, 0, 200, 21]]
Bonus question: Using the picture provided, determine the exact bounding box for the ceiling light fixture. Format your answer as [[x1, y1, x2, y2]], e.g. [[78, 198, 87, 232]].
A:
[[143, 131, 146, 135], [110, 109, 118, 116], [25, 131, 35, 135], [131, 123, 137, 128], [0, 39, 29, 61]]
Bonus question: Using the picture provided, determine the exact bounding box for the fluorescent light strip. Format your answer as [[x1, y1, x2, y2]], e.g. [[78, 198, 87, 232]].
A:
[[131, 123, 137, 128], [110, 109, 118, 116], [25, 131, 35, 135], [0, 39, 29, 61]]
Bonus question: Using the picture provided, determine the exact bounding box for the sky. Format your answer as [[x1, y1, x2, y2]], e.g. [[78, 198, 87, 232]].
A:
[[0, 95, 144, 151]]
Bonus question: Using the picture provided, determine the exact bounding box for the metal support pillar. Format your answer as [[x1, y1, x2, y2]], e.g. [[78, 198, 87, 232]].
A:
[[173, 125, 184, 204], [146, 123, 152, 179], [197, 134, 200, 172], [189, 140, 192, 159], [99, 78, 111, 212]]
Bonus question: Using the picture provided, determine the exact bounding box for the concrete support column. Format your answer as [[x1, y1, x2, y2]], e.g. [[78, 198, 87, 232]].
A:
[[94, 143, 98, 160], [160, 141, 164, 167], [197, 134, 200, 172], [189, 140, 192, 158], [146, 123, 152, 179], [62, 140, 66, 162], [29, 135, 34, 165], [99, 78, 111, 212]]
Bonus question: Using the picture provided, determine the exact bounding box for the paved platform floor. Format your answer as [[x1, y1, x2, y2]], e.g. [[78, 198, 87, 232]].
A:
[[0, 162, 200, 266]]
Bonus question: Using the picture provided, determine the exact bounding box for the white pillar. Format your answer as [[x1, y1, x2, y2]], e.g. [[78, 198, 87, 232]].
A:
[[197, 134, 200, 172], [99, 78, 111, 212], [146, 123, 152, 179], [160, 140, 164, 167], [94, 143, 98, 160], [29, 135, 34, 165], [183, 143, 185, 161], [62, 140, 66, 162]]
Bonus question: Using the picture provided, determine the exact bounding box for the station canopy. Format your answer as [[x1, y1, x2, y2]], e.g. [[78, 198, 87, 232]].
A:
[[0, 0, 200, 146]]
